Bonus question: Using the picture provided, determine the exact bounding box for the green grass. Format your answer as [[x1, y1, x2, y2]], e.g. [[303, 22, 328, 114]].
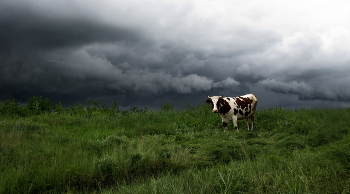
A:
[[1, 103, 350, 193]]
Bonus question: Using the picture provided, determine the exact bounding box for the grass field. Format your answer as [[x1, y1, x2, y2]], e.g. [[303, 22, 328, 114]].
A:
[[1, 97, 350, 193]]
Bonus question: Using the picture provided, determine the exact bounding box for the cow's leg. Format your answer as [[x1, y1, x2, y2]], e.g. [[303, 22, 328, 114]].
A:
[[246, 118, 250, 130], [250, 115, 255, 131], [222, 122, 228, 131], [232, 116, 238, 131]]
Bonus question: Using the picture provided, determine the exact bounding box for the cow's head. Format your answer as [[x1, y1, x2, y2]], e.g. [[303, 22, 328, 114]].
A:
[[206, 95, 223, 113]]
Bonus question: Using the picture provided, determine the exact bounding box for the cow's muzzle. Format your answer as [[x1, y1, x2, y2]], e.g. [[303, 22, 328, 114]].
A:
[[212, 109, 218, 113]]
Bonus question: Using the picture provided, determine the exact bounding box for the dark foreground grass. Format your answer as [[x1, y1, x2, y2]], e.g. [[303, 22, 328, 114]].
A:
[[1, 105, 350, 193]]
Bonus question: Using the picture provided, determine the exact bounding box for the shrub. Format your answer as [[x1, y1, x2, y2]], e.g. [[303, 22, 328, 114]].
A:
[[161, 101, 174, 112], [0, 99, 21, 116], [24, 96, 54, 115]]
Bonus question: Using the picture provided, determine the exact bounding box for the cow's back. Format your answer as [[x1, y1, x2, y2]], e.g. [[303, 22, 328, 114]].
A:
[[227, 94, 257, 120]]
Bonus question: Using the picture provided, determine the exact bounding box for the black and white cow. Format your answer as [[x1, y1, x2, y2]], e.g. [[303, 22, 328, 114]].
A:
[[206, 94, 258, 131]]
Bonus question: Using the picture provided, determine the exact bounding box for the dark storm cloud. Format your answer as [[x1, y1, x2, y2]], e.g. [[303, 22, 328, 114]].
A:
[[0, 2, 140, 52], [1, 0, 350, 109]]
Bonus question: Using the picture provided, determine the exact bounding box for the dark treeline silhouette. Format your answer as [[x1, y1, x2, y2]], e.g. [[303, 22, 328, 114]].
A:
[[0, 96, 153, 117]]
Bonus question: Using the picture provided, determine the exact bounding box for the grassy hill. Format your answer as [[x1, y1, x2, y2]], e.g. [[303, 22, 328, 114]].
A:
[[1, 97, 350, 193]]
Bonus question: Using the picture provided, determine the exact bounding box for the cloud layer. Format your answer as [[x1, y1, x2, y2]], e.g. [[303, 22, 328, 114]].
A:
[[1, 0, 350, 108]]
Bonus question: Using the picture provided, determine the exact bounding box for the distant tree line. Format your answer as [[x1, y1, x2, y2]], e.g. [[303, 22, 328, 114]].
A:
[[0, 96, 154, 117], [0, 95, 209, 118]]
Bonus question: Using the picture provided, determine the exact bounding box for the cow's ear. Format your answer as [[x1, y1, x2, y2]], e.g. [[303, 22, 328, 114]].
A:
[[206, 99, 212, 103]]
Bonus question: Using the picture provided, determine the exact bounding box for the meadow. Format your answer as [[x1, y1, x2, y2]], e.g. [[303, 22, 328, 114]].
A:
[[0, 97, 350, 193]]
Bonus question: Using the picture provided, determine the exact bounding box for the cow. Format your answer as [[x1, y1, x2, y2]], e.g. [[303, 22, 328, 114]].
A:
[[206, 94, 258, 131]]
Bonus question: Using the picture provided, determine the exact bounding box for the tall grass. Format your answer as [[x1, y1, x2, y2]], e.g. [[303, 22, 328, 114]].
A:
[[0, 98, 350, 193]]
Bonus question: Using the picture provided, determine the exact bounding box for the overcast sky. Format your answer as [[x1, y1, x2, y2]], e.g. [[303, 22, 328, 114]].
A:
[[1, 0, 350, 109]]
